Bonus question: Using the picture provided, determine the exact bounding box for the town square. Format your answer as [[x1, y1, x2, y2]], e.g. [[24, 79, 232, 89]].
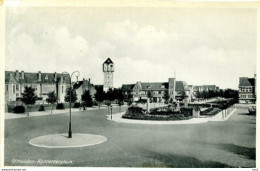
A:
[[2, 2, 258, 169]]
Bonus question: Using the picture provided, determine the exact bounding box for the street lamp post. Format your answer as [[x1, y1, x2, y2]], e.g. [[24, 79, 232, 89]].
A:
[[62, 71, 80, 138], [110, 105, 113, 120]]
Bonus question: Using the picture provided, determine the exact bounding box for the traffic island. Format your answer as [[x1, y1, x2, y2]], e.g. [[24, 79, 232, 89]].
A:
[[29, 133, 107, 148]]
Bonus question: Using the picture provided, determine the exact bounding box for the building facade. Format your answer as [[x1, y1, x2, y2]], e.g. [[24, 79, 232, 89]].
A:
[[73, 78, 97, 102], [121, 78, 193, 103], [238, 76, 256, 103], [5, 70, 70, 103], [103, 58, 114, 92]]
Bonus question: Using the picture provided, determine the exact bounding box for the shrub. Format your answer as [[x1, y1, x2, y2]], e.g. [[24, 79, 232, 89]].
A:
[[123, 106, 146, 118], [200, 107, 214, 115], [38, 105, 45, 111], [74, 102, 80, 108], [180, 107, 193, 117], [86, 101, 93, 107], [56, 103, 64, 110], [150, 107, 172, 115], [210, 108, 221, 115], [7, 105, 15, 113], [93, 101, 98, 106], [104, 100, 111, 106], [127, 100, 133, 106], [13, 106, 25, 113]]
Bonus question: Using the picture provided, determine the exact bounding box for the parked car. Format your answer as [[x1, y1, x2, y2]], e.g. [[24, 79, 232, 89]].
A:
[[248, 106, 256, 114]]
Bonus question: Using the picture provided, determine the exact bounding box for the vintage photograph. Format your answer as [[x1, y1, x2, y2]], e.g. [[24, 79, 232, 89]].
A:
[[2, 2, 257, 168]]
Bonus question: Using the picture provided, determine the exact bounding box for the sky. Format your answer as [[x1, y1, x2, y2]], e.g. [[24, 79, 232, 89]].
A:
[[5, 7, 257, 89]]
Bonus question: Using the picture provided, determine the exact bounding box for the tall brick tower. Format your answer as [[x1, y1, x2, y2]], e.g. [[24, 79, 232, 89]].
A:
[[103, 58, 114, 92]]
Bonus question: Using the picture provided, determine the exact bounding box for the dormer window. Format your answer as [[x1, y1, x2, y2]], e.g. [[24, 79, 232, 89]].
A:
[[161, 85, 165, 88], [45, 75, 48, 80]]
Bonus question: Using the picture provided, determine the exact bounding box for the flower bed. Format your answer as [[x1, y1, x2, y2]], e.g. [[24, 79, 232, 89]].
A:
[[122, 106, 193, 121], [200, 107, 221, 116]]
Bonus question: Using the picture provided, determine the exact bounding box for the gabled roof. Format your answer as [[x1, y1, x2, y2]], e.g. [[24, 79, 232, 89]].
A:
[[193, 86, 201, 91], [140, 82, 168, 91], [5, 71, 19, 84], [176, 81, 186, 91], [202, 85, 216, 91], [239, 77, 255, 87], [121, 84, 135, 92], [103, 58, 113, 64], [73, 79, 94, 90], [73, 81, 84, 89], [5, 71, 70, 84]]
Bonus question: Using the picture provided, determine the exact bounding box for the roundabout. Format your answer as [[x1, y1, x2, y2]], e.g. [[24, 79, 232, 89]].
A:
[[29, 133, 107, 148]]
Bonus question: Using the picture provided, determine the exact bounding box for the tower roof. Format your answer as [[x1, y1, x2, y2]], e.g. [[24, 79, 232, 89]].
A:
[[239, 77, 255, 87], [103, 58, 114, 64]]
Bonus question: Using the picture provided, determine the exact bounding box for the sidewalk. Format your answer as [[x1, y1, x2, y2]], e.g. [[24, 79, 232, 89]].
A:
[[106, 107, 237, 125], [208, 108, 236, 122], [5, 105, 127, 120]]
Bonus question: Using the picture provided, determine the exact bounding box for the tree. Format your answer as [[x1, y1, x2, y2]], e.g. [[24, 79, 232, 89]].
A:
[[147, 90, 153, 103], [146, 90, 153, 113], [163, 90, 170, 104], [94, 88, 105, 109], [104, 100, 112, 115], [114, 88, 124, 103], [21, 86, 38, 116], [65, 87, 77, 103], [124, 93, 133, 102], [180, 91, 188, 101], [46, 91, 58, 114], [195, 91, 202, 99], [114, 88, 124, 112], [105, 88, 115, 101], [81, 90, 93, 109]]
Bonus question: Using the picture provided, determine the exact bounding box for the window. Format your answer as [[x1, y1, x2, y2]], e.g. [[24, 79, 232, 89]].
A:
[[16, 93, 19, 97], [6, 85, 8, 92], [16, 84, 19, 91], [62, 86, 64, 93], [161, 85, 165, 88], [13, 85, 15, 94]]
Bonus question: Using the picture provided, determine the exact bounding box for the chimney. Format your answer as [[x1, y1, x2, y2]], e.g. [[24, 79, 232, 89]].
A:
[[38, 71, 41, 81], [54, 72, 57, 82], [15, 70, 19, 79], [21, 71, 24, 79]]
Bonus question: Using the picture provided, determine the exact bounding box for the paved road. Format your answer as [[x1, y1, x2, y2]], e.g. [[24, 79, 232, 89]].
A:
[[4, 105, 255, 167]]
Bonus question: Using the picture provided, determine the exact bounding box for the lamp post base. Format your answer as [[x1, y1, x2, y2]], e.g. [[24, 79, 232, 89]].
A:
[[68, 122, 72, 138], [68, 130, 72, 138]]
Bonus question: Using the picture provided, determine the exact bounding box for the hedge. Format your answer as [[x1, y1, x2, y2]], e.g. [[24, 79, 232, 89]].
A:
[[38, 105, 45, 111], [74, 102, 81, 108], [13, 106, 25, 113], [56, 103, 65, 110]]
